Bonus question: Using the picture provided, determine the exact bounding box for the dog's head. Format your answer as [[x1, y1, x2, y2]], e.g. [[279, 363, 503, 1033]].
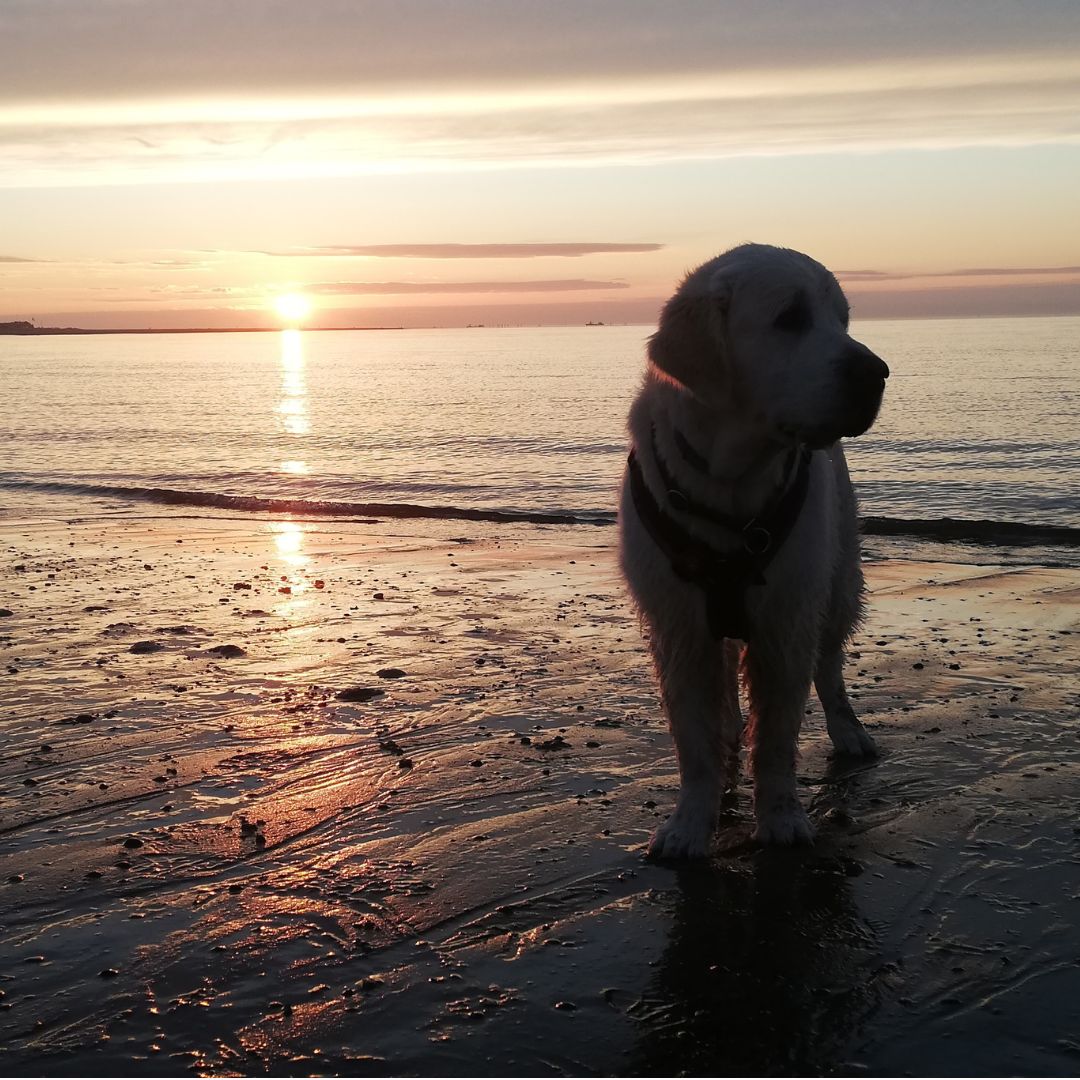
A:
[[648, 244, 888, 448]]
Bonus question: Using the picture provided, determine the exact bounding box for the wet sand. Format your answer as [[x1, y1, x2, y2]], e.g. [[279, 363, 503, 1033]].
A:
[[1, 513, 1078, 1076]]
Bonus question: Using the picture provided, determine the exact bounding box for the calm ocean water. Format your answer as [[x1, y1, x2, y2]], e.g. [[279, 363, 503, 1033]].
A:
[[1, 318, 1078, 560]]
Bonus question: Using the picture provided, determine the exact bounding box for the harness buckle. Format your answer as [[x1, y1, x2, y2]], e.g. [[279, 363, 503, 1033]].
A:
[[742, 523, 772, 555]]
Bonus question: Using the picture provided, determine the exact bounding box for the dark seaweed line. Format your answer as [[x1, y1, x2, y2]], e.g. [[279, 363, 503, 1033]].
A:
[[860, 516, 1080, 547], [2, 478, 1078, 545], [0, 478, 604, 526]]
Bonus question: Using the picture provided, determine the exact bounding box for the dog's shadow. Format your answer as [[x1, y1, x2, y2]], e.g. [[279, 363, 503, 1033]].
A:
[[628, 834, 881, 1076]]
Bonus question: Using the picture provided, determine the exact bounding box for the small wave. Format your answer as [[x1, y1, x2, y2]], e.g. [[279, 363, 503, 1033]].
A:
[[861, 515, 1080, 547], [3, 478, 1078, 546], [0, 478, 614, 527]]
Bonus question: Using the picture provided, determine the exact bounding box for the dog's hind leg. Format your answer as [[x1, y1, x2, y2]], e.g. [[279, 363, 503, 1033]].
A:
[[815, 644, 877, 758], [718, 637, 745, 792], [647, 630, 741, 860], [744, 643, 816, 845]]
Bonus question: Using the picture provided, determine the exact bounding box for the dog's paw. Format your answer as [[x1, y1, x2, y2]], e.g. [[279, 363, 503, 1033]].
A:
[[647, 804, 714, 860], [827, 714, 878, 759], [752, 797, 815, 846]]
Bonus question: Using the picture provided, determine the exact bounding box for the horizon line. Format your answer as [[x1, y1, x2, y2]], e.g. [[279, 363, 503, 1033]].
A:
[[5, 310, 1080, 336]]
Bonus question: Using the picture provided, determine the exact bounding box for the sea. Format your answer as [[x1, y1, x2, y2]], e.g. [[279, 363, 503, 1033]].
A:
[[2, 317, 1078, 565]]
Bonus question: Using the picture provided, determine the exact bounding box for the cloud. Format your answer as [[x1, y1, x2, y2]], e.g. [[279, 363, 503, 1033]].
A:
[[306, 279, 629, 294], [3, 2, 1079, 101], [80, 283, 251, 302], [80, 255, 214, 270], [0, 254, 40, 262], [834, 270, 897, 281], [839, 265, 1080, 283], [850, 281, 1080, 319], [922, 265, 1080, 279], [2, 3, 1079, 187], [7, 65, 1079, 189], [144, 284, 238, 295], [257, 243, 663, 259]]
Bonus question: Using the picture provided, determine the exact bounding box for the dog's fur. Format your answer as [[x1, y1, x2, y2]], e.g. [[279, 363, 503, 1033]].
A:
[[619, 243, 889, 856]]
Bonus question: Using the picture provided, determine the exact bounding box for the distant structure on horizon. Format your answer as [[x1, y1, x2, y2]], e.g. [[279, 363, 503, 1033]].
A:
[[0, 320, 409, 336], [1, 319, 104, 335]]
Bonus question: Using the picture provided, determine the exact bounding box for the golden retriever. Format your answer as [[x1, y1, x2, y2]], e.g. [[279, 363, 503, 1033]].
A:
[[619, 243, 889, 856]]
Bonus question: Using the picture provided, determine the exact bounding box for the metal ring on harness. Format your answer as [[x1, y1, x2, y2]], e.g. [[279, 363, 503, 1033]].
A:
[[742, 523, 772, 555]]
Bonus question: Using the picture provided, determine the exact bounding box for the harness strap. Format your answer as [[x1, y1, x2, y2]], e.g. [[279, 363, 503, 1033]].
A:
[[626, 440, 814, 641], [652, 424, 804, 533]]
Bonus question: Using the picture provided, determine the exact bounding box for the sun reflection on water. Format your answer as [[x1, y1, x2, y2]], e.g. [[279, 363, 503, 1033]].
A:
[[273, 331, 315, 622], [279, 328, 310, 436]]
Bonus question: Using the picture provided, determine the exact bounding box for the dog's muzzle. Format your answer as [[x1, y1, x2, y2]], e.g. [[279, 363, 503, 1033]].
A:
[[836, 342, 889, 438]]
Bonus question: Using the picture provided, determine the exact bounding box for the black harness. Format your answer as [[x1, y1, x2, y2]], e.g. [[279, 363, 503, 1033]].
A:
[[627, 429, 814, 641]]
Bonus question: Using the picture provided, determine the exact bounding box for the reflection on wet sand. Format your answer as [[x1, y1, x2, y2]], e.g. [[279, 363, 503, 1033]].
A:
[[270, 519, 306, 565], [629, 853, 880, 1075], [268, 519, 314, 627], [1, 520, 1078, 1075]]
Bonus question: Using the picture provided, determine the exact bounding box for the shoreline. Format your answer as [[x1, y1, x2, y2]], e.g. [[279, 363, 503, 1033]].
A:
[[3, 483, 1078, 551], [1, 513, 1078, 1075]]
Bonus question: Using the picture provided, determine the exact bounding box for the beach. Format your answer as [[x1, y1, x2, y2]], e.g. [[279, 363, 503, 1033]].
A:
[[5, 0, 1080, 1072], [1, 512, 1077, 1076]]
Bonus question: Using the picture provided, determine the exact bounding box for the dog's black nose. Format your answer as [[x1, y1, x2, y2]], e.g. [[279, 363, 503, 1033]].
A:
[[842, 343, 889, 395]]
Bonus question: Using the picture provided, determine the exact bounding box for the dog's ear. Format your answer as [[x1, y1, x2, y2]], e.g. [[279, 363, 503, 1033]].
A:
[[647, 276, 731, 395]]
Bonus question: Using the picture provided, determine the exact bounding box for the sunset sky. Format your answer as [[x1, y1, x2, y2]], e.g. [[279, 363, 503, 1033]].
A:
[[2, 0, 1079, 328]]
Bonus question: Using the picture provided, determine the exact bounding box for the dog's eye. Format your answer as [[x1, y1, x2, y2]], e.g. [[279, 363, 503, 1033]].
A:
[[774, 297, 811, 334]]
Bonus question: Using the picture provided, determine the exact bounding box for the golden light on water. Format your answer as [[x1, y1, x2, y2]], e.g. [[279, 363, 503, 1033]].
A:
[[273, 292, 313, 324], [279, 329, 310, 436], [273, 333, 313, 605]]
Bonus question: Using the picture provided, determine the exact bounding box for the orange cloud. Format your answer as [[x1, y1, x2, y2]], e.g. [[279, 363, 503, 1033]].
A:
[[306, 279, 630, 294], [839, 265, 1080, 283], [255, 242, 663, 259]]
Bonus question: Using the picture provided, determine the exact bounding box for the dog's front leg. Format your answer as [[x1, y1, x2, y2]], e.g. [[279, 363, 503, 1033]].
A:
[[744, 642, 816, 845], [648, 632, 741, 860]]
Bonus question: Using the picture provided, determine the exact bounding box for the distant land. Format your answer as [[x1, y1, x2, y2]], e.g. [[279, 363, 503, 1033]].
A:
[[0, 320, 403, 336]]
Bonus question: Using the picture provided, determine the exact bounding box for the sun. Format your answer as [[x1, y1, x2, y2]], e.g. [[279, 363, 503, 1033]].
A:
[[273, 292, 313, 324]]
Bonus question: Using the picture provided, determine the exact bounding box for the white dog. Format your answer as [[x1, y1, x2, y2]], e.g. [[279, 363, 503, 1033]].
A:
[[619, 243, 889, 856]]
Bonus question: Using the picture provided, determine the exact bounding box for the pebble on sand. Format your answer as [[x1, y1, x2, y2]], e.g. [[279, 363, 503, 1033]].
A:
[[337, 686, 386, 702], [376, 667, 407, 679], [206, 643, 247, 659]]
